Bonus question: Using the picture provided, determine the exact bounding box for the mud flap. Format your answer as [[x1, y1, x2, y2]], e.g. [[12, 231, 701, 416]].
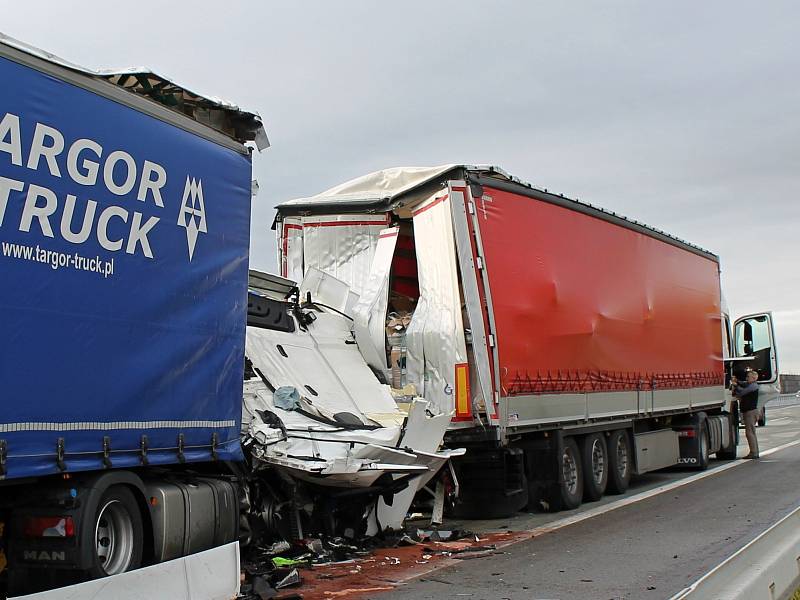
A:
[[450, 447, 528, 519]]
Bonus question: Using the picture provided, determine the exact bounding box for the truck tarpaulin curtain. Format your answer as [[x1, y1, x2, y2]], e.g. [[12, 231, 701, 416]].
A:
[[474, 185, 724, 395], [406, 192, 469, 416], [0, 54, 251, 477], [352, 227, 399, 379], [279, 217, 303, 281], [286, 214, 390, 295]]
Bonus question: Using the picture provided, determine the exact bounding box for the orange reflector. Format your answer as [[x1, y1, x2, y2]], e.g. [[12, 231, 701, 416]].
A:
[[453, 363, 472, 421]]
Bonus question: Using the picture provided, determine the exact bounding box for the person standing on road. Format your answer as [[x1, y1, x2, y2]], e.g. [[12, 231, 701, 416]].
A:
[[731, 370, 760, 459]]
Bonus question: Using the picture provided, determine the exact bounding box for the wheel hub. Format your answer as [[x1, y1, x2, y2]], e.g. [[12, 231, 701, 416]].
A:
[[616, 436, 628, 476], [591, 439, 605, 485], [95, 499, 134, 575], [563, 450, 578, 495]]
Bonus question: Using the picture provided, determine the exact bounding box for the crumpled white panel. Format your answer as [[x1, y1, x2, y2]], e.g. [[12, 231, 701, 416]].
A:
[[245, 313, 400, 420], [299, 267, 358, 315], [278, 217, 304, 281], [351, 227, 399, 379], [405, 192, 468, 415], [301, 214, 389, 296]]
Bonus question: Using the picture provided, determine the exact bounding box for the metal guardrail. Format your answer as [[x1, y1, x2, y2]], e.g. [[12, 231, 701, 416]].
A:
[[671, 505, 800, 600], [11, 541, 240, 600], [769, 394, 800, 408]]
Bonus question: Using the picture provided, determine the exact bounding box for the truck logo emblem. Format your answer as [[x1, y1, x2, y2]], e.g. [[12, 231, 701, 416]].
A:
[[177, 176, 207, 260], [23, 550, 66, 561]]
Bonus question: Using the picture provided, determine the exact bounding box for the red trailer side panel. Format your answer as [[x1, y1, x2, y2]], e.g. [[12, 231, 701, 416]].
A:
[[476, 186, 724, 395]]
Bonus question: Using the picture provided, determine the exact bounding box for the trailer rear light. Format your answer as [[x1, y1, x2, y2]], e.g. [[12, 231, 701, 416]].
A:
[[22, 516, 75, 538], [676, 429, 696, 438], [453, 363, 473, 421]]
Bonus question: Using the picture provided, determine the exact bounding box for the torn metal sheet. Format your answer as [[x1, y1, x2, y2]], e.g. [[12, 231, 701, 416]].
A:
[[299, 267, 359, 315], [368, 399, 465, 534]]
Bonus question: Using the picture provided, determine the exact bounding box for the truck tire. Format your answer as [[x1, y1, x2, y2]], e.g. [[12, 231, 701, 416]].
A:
[[606, 429, 632, 494], [757, 406, 766, 427], [581, 433, 608, 501], [554, 437, 583, 510], [717, 412, 739, 460], [84, 486, 144, 579], [694, 420, 710, 471]]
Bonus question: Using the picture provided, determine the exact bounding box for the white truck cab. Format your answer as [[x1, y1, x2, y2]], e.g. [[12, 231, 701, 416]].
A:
[[722, 304, 780, 424]]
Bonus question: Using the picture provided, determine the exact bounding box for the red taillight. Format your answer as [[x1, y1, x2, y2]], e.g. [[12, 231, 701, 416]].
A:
[[677, 429, 696, 438], [23, 516, 75, 538]]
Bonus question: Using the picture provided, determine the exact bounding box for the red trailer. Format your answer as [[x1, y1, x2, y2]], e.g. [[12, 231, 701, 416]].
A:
[[275, 165, 779, 516]]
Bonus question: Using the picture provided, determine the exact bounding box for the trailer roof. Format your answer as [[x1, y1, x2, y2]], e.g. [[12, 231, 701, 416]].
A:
[[0, 32, 268, 150], [276, 164, 719, 262]]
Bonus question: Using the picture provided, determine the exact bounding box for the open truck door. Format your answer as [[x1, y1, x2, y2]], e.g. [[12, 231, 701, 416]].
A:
[[733, 312, 780, 410]]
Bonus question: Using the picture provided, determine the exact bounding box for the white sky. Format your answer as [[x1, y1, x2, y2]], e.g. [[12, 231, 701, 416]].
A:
[[3, 1, 798, 372]]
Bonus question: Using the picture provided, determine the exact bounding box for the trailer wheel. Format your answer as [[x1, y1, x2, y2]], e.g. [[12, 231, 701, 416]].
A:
[[694, 420, 710, 471], [555, 437, 583, 510], [86, 486, 143, 579], [717, 411, 739, 460], [606, 429, 631, 494], [581, 433, 608, 501]]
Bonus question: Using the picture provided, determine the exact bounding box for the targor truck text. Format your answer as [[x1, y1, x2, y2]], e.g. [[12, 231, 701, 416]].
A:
[[0, 111, 191, 260]]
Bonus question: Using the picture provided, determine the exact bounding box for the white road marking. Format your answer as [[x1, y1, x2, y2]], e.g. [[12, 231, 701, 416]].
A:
[[521, 438, 800, 536], [390, 437, 800, 589]]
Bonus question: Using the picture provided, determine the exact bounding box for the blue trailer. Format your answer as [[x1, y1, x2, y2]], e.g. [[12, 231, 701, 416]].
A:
[[0, 33, 266, 595]]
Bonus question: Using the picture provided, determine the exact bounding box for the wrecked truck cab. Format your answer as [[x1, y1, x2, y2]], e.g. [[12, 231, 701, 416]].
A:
[[242, 270, 463, 536]]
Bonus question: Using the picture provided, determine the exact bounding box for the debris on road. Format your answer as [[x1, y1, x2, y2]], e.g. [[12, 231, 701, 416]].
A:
[[238, 528, 520, 600]]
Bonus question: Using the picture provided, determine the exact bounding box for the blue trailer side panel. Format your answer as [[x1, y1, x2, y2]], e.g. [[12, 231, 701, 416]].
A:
[[0, 54, 250, 478]]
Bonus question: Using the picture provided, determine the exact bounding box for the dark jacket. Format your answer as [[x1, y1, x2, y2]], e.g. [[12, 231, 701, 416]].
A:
[[734, 381, 759, 413]]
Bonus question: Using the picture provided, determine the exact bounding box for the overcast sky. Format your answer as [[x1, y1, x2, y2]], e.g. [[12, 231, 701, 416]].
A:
[[4, 1, 798, 372]]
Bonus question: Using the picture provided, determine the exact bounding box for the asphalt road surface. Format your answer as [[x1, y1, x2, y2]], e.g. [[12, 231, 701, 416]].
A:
[[383, 401, 800, 600]]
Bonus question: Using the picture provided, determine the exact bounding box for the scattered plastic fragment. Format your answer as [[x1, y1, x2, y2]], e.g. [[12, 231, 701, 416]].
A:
[[398, 534, 421, 546], [272, 556, 308, 568], [323, 587, 393, 596], [306, 538, 325, 555], [265, 540, 291, 556], [273, 386, 301, 410], [275, 568, 301, 589]]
